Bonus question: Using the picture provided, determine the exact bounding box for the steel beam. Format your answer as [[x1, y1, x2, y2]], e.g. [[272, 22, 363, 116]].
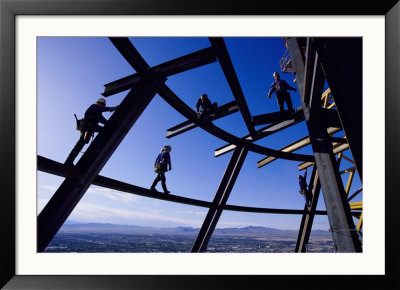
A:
[[252, 107, 303, 126], [103, 46, 216, 97], [209, 37, 256, 137], [192, 146, 249, 252], [295, 166, 321, 252], [215, 116, 304, 157], [107, 37, 314, 162], [166, 101, 239, 138], [159, 85, 314, 162], [37, 74, 166, 252], [298, 142, 350, 171], [257, 127, 342, 168], [313, 38, 363, 180], [287, 37, 362, 252], [38, 155, 328, 216]]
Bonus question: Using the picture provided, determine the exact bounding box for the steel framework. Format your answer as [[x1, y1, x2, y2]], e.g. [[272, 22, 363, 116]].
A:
[[37, 37, 363, 253]]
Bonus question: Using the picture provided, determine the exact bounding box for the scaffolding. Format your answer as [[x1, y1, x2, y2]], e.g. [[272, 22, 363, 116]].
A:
[[37, 37, 363, 253]]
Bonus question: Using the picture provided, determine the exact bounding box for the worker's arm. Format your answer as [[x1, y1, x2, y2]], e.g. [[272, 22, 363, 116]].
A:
[[267, 83, 275, 99], [195, 98, 201, 112], [284, 80, 297, 92]]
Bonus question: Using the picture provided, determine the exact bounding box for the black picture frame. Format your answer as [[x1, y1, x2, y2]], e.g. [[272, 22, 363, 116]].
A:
[[1, 0, 399, 289]]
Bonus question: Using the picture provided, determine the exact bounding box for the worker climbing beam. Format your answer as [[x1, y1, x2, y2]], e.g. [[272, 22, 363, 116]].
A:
[[287, 37, 362, 252], [166, 101, 239, 138], [257, 127, 342, 168], [37, 74, 167, 252], [209, 37, 257, 138], [192, 145, 249, 252], [295, 166, 321, 252]]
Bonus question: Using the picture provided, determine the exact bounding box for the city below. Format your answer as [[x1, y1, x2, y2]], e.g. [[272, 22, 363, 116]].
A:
[[45, 222, 335, 253]]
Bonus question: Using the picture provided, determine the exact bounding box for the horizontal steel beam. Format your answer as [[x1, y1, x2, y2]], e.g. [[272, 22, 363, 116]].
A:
[[166, 101, 239, 138], [252, 107, 304, 126], [103, 46, 216, 97], [37, 155, 327, 215]]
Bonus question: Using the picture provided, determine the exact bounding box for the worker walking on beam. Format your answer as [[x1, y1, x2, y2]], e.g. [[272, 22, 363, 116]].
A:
[[150, 145, 172, 194], [267, 72, 296, 113], [195, 93, 218, 121], [64, 98, 119, 166]]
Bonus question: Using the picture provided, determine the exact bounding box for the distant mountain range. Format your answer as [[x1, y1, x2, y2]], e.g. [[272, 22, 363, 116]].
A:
[[60, 222, 331, 238]]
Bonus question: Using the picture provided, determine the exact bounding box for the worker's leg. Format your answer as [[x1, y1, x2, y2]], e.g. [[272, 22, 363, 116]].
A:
[[64, 134, 85, 166], [150, 173, 161, 191], [276, 95, 285, 112], [160, 172, 170, 194], [284, 92, 294, 113]]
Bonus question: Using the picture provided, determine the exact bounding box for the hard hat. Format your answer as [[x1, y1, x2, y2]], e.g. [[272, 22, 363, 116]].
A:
[[273, 72, 280, 77], [164, 145, 171, 150], [97, 98, 106, 105]]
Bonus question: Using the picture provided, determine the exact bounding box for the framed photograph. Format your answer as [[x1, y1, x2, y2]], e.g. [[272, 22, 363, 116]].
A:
[[1, 0, 399, 289]]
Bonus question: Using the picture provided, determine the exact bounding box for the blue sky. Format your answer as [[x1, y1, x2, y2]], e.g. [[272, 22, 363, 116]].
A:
[[37, 37, 361, 231]]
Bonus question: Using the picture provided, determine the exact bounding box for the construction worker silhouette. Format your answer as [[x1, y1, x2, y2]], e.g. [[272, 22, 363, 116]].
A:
[[267, 72, 297, 113], [298, 169, 312, 208], [195, 93, 218, 120], [150, 145, 172, 194], [64, 98, 119, 166]]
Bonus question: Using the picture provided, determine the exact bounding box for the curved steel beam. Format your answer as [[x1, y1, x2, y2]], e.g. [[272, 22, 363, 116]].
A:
[[159, 85, 314, 162], [107, 37, 314, 163], [37, 156, 326, 216]]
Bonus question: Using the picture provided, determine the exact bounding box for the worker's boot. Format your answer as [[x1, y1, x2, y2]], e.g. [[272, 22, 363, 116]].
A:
[[161, 182, 170, 194]]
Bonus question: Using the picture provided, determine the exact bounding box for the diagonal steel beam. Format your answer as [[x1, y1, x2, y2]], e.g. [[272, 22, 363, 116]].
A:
[[166, 101, 239, 138], [192, 146, 249, 252], [109, 37, 150, 71], [37, 74, 166, 252], [295, 166, 321, 252], [209, 37, 256, 137]]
